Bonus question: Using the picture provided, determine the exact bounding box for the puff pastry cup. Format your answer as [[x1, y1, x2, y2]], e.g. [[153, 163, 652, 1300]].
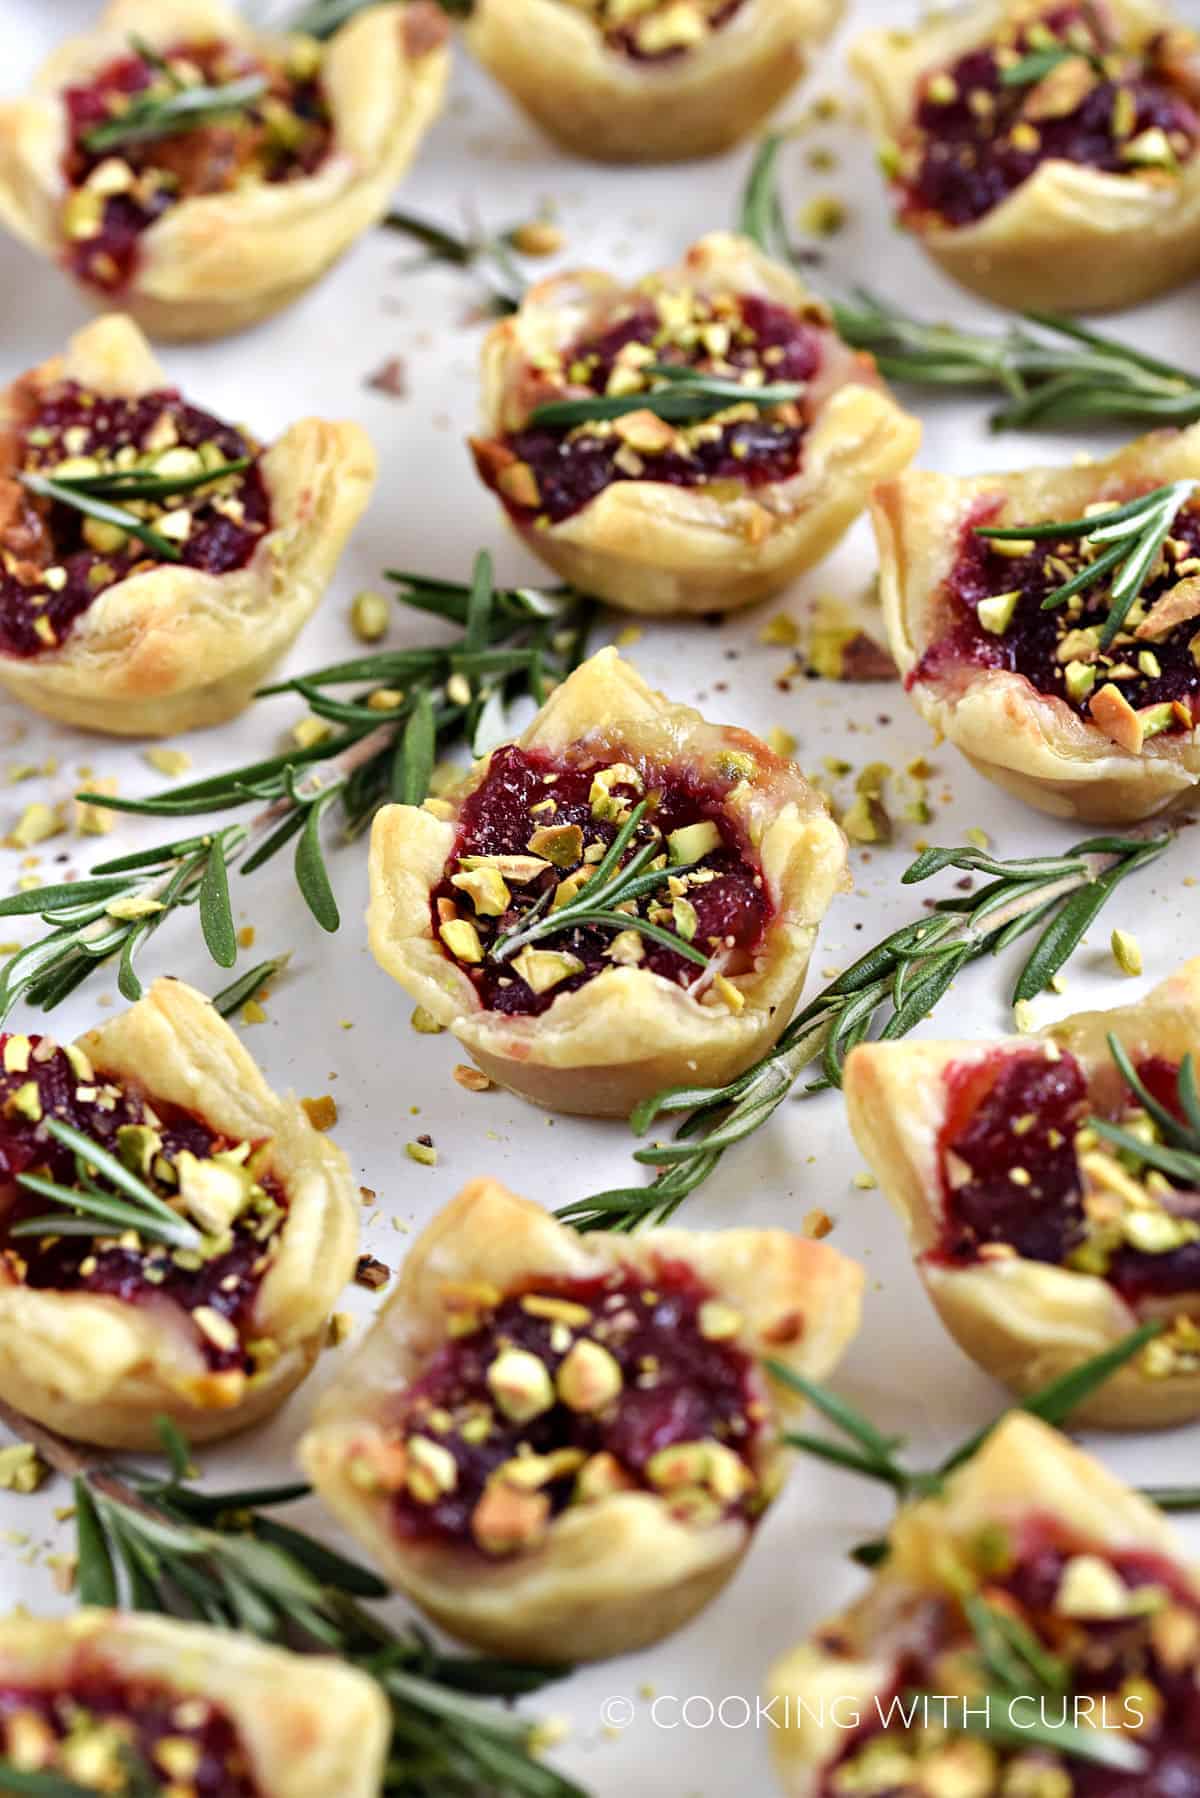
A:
[[851, 0, 1200, 314], [0, 312, 374, 737], [0, 0, 449, 342], [0, 1610, 388, 1796], [465, 0, 842, 165], [300, 1177, 863, 1663], [768, 1412, 1200, 1796], [470, 232, 921, 618], [367, 646, 848, 1118], [874, 424, 1200, 825], [0, 977, 359, 1450], [843, 958, 1200, 1431]]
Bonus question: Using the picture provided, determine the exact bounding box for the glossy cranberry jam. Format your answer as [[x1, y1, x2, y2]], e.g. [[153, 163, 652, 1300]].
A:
[[62, 39, 331, 291], [0, 379, 268, 658], [933, 1045, 1200, 1304], [904, 5, 1200, 227], [0, 1034, 286, 1373], [383, 1259, 761, 1555], [915, 495, 1200, 733], [819, 1520, 1200, 1797], [0, 1674, 261, 1795], [477, 293, 822, 526], [432, 744, 771, 1016]]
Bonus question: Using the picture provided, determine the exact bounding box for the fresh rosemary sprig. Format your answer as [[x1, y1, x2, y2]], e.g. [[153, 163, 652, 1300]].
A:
[[0, 559, 590, 1023], [489, 799, 709, 969], [999, 39, 1106, 86], [0, 1771, 98, 1797], [1087, 1032, 1200, 1184], [32, 457, 253, 503], [382, 210, 526, 316], [771, 1319, 1166, 1558], [210, 953, 290, 1018], [555, 833, 1170, 1232], [528, 367, 804, 430], [0, 1409, 584, 1798], [976, 481, 1198, 647], [737, 135, 1200, 431], [19, 473, 183, 563], [284, 0, 471, 37], [9, 1117, 203, 1252], [82, 73, 268, 153]]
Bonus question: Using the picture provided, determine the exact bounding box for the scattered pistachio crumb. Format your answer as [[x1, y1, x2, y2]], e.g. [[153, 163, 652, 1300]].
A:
[[1014, 999, 1038, 1033], [852, 1171, 877, 1191], [511, 219, 564, 257], [804, 1208, 834, 1238], [767, 726, 797, 757], [6, 802, 64, 849], [410, 1005, 446, 1034], [328, 1312, 354, 1346], [291, 716, 332, 750], [241, 999, 268, 1026], [74, 776, 119, 837], [144, 746, 192, 778], [758, 612, 798, 647], [454, 1063, 492, 1092], [964, 827, 990, 850], [406, 1138, 438, 1167], [798, 194, 847, 236], [238, 924, 256, 949], [302, 1094, 338, 1131], [614, 624, 642, 649], [0, 1443, 50, 1493], [351, 590, 390, 642], [1111, 929, 1143, 977]]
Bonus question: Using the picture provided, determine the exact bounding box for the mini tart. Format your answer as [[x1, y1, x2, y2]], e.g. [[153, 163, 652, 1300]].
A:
[[852, 0, 1200, 313], [300, 1177, 863, 1663], [470, 232, 921, 618], [464, 0, 841, 165], [843, 959, 1200, 1431], [0, 978, 359, 1450], [0, 1610, 388, 1797], [0, 0, 449, 341], [0, 313, 374, 737], [367, 646, 848, 1118], [768, 1412, 1200, 1796], [874, 424, 1200, 825]]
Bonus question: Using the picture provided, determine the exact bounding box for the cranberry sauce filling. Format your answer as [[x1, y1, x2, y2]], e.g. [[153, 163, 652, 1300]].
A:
[[819, 1522, 1200, 1797], [903, 5, 1200, 227], [0, 1674, 262, 1795], [62, 38, 331, 291], [479, 291, 822, 525], [916, 495, 1200, 737], [595, 0, 747, 62], [377, 1259, 762, 1556], [431, 743, 771, 1017], [933, 1046, 1200, 1305], [0, 379, 269, 658], [0, 1033, 287, 1374]]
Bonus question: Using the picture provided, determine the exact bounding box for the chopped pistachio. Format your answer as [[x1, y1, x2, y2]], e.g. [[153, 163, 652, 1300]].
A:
[[528, 822, 584, 867], [511, 946, 584, 993], [451, 864, 511, 916], [556, 1338, 623, 1412], [1111, 929, 1143, 977], [405, 1139, 438, 1167], [0, 1443, 49, 1493], [977, 589, 1021, 635], [410, 1005, 446, 1034], [301, 1094, 338, 1131], [291, 716, 332, 750], [144, 746, 192, 778], [440, 916, 484, 963], [7, 802, 64, 849], [487, 1345, 555, 1423]]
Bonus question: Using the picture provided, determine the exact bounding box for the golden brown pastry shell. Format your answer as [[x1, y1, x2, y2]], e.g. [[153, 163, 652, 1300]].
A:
[[767, 1412, 1193, 1795], [0, 313, 375, 736], [474, 233, 921, 617], [465, 0, 841, 164], [873, 423, 1200, 824], [0, 978, 359, 1449], [0, 1610, 390, 1797], [843, 958, 1200, 1430], [367, 645, 849, 1117], [300, 1176, 864, 1663], [0, 0, 449, 341], [851, 0, 1200, 313]]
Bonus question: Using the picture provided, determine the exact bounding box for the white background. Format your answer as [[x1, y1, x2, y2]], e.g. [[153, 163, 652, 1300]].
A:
[[0, 3, 1197, 1793]]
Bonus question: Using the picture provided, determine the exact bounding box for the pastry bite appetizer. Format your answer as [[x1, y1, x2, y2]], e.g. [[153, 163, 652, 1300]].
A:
[[301, 1177, 863, 1662], [470, 232, 921, 617], [0, 313, 374, 736], [0, 1610, 388, 1796], [844, 959, 1200, 1431], [0, 978, 359, 1449], [852, 0, 1200, 313], [367, 647, 848, 1117], [768, 1412, 1200, 1796], [874, 425, 1200, 824], [0, 0, 450, 340], [465, 0, 842, 165]]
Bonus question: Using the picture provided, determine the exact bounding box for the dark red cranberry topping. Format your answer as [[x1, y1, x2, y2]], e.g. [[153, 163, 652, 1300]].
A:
[[914, 496, 1200, 732], [483, 294, 822, 526], [818, 1525, 1200, 1797], [905, 5, 1200, 227], [62, 41, 331, 292], [433, 744, 771, 1016], [0, 1035, 286, 1373], [934, 1047, 1200, 1305], [0, 381, 268, 659], [0, 1674, 262, 1796], [390, 1259, 760, 1550], [607, 0, 746, 62]]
